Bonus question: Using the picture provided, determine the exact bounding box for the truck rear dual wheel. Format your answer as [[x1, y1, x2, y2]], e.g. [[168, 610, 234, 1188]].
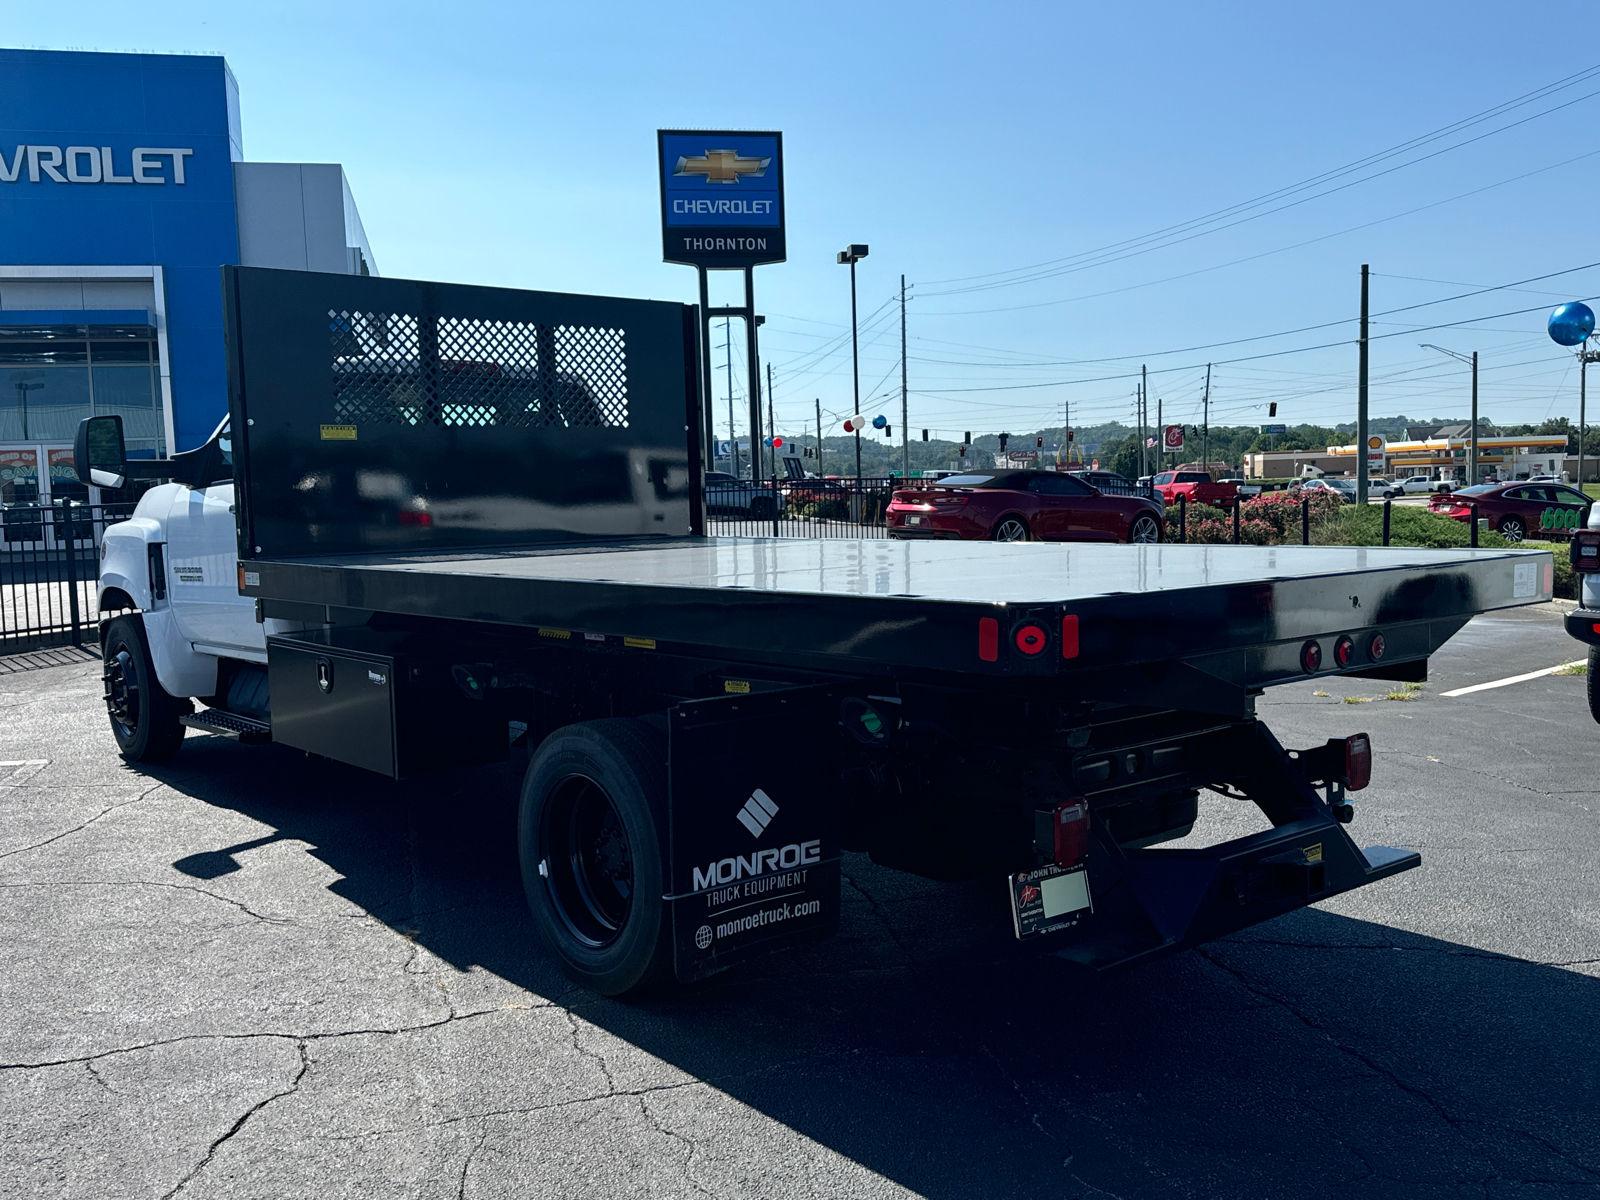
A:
[[518, 719, 673, 996], [101, 614, 187, 763]]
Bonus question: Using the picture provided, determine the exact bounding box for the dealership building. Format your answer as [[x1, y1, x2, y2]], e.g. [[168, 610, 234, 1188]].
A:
[[0, 48, 376, 510]]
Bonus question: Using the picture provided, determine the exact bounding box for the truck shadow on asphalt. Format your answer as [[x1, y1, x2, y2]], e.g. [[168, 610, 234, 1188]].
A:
[[150, 738, 1600, 1198]]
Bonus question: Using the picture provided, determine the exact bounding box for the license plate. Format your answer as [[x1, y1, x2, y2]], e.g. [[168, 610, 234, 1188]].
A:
[[1009, 863, 1091, 938], [907, 516, 923, 526]]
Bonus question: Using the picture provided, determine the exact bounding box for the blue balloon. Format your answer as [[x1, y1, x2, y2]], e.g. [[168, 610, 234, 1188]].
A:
[[1548, 301, 1595, 347], [872, 414, 888, 429]]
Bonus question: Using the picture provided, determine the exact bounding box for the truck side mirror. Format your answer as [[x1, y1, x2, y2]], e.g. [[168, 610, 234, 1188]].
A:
[[75, 415, 128, 490]]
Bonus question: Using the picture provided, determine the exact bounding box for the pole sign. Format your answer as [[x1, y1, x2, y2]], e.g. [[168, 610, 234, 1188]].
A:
[[1366, 434, 1387, 468], [1163, 424, 1184, 452], [658, 130, 785, 268]]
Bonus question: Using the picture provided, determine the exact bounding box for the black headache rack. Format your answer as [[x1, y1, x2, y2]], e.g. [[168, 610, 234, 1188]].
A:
[[220, 265, 1555, 985]]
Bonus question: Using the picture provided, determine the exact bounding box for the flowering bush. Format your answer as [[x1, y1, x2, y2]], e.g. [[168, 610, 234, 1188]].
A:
[[1165, 488, 1342, 545]]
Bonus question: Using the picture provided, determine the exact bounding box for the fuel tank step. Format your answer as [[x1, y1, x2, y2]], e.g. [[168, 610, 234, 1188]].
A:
[[180, 707, 271, 744]]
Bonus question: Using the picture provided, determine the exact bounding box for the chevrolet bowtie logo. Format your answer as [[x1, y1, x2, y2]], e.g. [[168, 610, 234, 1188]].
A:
[[675, 149, 770, 184]]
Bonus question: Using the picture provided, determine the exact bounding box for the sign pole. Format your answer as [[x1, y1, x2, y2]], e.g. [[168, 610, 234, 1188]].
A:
[[745, 268, 763, 483], [1357, 264, 1370, 506], [698, 268, 715, 469]]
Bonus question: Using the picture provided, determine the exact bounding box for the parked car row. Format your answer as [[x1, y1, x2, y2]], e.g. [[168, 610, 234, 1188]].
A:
[[1429, 481, 1592, 542], [886, 471, 1164, 543]]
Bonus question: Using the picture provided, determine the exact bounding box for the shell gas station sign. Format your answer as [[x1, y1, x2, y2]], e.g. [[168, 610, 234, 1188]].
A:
[[1366, 435, 1386, 468]]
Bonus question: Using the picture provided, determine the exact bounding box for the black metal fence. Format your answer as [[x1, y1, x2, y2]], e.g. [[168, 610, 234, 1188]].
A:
[[704, 476, 897, 538], [1, 502, 134, 653]]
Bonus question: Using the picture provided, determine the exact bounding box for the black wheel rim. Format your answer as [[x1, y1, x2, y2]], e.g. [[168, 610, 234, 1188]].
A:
[[995, 518, 1028, 542], [104, 646, 140, 738], [541, 774, 634, 948]]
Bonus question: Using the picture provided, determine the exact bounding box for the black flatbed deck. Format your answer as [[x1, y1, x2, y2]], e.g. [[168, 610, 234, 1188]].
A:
[[244, 537, 1552, 698]]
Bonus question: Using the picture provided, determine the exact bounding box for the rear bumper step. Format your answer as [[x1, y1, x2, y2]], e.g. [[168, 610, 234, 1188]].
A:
[[180, 708, 271, 744], [1054, 818, 1419, 974]]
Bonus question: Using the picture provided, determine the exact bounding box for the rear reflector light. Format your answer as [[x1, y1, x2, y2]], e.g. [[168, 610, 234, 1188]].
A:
[[1061, 614, 1079, 659], [1343, 733, 1372, 791], [1545, 563, 1554, 594], [1334, 635, 1354, 667], [398, 511, 433, 526], [1368, 633, 1386, 660], [1300, 640, 1322, 673], [978, 618, 999, 662], [1015, 624, 1047, 655], [1053, 801, 1090, 868]]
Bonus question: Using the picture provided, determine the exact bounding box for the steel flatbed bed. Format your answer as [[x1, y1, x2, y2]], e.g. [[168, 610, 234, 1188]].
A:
[[245, 538, 1550, 709]]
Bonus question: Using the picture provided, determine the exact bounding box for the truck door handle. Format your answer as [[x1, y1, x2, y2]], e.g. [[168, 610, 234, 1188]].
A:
[[316, 658, 334, 694]]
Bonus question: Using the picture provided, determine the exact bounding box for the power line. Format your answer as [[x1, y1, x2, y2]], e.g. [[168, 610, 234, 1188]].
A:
[[915, 63, 1600, 296]]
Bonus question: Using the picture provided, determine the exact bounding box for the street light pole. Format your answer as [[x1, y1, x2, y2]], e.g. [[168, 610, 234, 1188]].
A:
[[838, 245, 869, 477], [1581, 346, 1600, 486], [1421, 343, 1479, 485]]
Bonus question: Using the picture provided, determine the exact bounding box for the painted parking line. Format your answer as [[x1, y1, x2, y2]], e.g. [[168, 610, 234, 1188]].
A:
[[1440, 660, 1587, 698]]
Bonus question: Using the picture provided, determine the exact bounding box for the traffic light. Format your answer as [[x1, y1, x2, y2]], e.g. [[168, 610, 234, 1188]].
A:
[[1036, 436, 1043, 448], [884, 424, 892, 438], [998, 433, 1009, 451], [965, 432, 972, 444], [921, 429, 928, 441], [1066, 429, 1074, 442], [959, 446, 967, 458], [1269, 403, 1277, 418]]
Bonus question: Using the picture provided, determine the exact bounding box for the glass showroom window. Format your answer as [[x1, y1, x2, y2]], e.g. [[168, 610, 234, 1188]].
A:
[[0, 325, 163, 454]]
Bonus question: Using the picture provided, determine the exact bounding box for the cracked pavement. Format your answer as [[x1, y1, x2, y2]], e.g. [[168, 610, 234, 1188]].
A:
[[1, 601, 1597, 1198]]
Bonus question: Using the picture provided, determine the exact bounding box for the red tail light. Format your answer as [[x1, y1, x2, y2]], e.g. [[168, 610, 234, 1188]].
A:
[[1053, 800, 1090, 868], [1342, 733, 1371, 791], [978, 618, 999, 662], [398, 511, 433, 526], [1061, 614, 1079, 659]]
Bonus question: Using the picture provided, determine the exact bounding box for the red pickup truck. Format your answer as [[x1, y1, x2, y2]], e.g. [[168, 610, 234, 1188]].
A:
[[1152, 470, 1238, 509]]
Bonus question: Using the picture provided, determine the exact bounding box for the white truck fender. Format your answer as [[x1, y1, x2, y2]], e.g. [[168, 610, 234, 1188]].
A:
[[98, 515, 165, 612], [98, 494, 218, 700]]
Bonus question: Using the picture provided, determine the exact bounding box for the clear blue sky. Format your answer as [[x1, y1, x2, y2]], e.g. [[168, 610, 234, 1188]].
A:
[[14, 2, 1599, 442]]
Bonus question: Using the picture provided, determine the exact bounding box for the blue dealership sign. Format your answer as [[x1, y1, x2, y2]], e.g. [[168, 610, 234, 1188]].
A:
[[658, 130, 784, 267]]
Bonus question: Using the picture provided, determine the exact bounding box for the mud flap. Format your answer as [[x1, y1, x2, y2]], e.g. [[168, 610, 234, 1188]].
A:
[[666, 686, 842, 983]]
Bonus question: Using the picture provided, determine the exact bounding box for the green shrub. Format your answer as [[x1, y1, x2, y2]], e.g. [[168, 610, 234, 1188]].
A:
[[1331, 505, 1510, 550]]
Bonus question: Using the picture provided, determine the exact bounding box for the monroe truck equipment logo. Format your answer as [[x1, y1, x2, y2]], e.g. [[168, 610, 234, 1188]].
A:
[[692, 839, 821, 892], [735, 788, 779, 837]]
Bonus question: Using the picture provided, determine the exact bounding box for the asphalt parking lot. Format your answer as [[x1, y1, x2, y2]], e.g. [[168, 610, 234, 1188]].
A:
[[2, 602, 1597, 1200]]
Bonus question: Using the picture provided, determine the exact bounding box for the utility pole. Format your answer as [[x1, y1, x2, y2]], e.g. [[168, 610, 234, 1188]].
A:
[[767, 362, 776, 480], [838, 244, 869, 478], [723, 318, 738, 478], [1202, 362, 1212, 473], [900, 274, 909, 479], [1141, 363, 1149, 476], [815, 397, 823, 476], [1471, 351, 1478, 486], [1357, 264, 1370, 506]]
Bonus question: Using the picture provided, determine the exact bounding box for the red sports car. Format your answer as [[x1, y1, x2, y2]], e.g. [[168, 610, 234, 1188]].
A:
[[1428, 481, 1592, 542], [886, 471, 1164, 543]]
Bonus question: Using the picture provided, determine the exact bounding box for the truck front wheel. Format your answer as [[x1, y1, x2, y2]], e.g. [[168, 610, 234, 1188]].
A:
[[518, 719, 672, 996], [101, 615, 187, 762]]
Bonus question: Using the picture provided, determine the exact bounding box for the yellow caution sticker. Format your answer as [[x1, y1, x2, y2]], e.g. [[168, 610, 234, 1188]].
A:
[[724, 680, 751, 694], [319, 424, 357, 440], [624, 636, 656, 650], [1303, 843, 1323, 863], [538, 628, 571, 640]]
